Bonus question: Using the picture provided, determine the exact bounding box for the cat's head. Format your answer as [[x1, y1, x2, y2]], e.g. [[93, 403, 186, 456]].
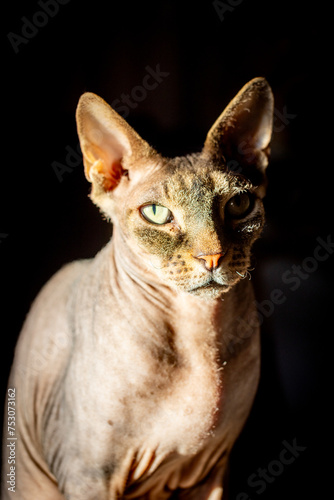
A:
[[76, 78, 274, 299]]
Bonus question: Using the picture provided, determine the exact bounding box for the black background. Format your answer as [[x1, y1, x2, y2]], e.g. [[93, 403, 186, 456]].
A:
[[1, 0, 332, 498]]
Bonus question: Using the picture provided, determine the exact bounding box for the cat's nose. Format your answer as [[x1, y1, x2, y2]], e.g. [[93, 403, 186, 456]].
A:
[[195, 253, 224, 271]]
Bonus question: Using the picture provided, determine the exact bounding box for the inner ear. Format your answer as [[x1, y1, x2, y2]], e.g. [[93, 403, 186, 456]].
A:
[[203, 77, 274, 174], [76, 92, 153, 191]]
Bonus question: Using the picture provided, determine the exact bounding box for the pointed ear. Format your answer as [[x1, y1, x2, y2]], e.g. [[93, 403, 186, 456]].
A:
[[76, 92, 154, 191], [203, 77, 274, 188]]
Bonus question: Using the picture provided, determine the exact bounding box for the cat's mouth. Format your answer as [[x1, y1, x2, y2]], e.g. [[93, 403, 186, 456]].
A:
[[188, 278, 229, 298]]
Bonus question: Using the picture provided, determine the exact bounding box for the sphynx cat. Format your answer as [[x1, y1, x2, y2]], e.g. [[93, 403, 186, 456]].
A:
[[2, 77, 274, 499]]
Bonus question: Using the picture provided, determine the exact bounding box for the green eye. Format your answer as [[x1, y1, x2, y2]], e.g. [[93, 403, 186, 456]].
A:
[[140, 204, 173, 225], [225, 192, 253, 219]]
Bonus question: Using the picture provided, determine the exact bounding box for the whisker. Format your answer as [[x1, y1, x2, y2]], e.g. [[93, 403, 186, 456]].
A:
[[235, 267, 254, 280], [149, 259, 164, 270]]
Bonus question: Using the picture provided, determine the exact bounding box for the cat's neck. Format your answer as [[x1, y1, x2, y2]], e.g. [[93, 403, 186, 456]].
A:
[[97, 227, 254, 362], [109, 226, 231, 319], [110, 226, 180, 307]]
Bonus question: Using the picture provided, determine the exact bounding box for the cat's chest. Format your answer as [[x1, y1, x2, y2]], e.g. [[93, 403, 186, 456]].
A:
[[101, 326, 228, 495], [146, 343, 224, 453], [64, 288, 259, 496], [106, 315, 227, 457]]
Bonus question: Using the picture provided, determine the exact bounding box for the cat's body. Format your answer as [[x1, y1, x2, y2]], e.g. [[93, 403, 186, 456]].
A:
[[2, 78, 274, 499]]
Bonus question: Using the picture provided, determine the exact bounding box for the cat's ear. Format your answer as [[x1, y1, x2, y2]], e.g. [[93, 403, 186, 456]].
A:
[[76, 92, 154, 191], [203, 77, 274, 189]]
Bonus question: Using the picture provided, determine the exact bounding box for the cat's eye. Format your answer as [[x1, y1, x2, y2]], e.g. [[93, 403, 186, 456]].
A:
[[140, 204, 173, 225], [225, 192, 253, 219]]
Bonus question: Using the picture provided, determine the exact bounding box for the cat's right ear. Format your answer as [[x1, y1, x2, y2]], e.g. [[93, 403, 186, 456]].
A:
[[76, 92, 154, 192]]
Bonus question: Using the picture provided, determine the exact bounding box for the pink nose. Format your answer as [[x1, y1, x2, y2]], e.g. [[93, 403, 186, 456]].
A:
[[195, 253, 224, 271]]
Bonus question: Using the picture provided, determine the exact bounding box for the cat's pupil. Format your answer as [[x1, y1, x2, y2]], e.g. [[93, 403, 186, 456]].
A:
[[225, 192, 252, 219], [140, 204, 172, 225], [234, 195, 243, 207]]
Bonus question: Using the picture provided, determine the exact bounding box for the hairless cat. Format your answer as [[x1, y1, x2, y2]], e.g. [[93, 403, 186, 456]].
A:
[[2, 77, 274, 499]]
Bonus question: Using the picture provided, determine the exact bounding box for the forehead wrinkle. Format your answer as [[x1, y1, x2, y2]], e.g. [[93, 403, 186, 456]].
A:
[[134, 189, 161, 207], [163, 171, 214, 229], [167, 172, 210, 203], [144, 154, 255, 225]]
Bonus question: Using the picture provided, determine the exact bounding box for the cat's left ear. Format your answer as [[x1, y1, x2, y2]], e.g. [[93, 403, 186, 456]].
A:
[[76, 92, 155, 192], [203, 77, 274, 190]]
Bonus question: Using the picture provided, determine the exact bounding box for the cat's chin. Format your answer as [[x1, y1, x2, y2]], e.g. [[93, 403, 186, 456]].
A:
[[187, 282, 230, 300]]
